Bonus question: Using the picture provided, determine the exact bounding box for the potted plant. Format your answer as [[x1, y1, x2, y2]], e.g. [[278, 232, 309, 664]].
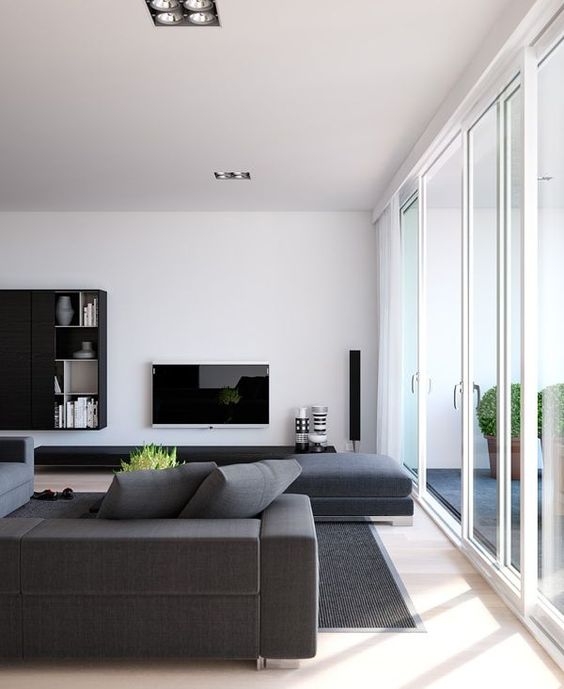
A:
[[118, 443, 178, 472], [477, 384, 523, 479], [477, 383, 549, 480]]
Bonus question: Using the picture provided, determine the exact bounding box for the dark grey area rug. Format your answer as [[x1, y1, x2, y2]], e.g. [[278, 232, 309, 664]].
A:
[[316, 521, 422, 632], [8, 492, 100, 519], [8, 493, 422, 633]]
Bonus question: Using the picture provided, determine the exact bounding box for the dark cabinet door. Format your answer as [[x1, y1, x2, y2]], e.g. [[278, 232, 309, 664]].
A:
[[32, 291, 55, 429], [0, 291, 31, 429]]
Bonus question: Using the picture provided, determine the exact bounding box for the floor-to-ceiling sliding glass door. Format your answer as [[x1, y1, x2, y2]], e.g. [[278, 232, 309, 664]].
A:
[[404, 78, 525, 581], [537, 35, 564, 626], [423, 138, 463, 524], [467, 82, 523, 571], [468, 100, 501, 559], [505, 85, 523, 574], [395, 11, 564, 661], [400, 196, 420, 482]]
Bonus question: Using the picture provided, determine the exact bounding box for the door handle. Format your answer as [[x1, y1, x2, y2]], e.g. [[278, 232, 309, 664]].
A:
[[453, 382, 462, 410], [411, 373, 419, 393], [427, 377, 432, 394], [474, 383, 481, 409]]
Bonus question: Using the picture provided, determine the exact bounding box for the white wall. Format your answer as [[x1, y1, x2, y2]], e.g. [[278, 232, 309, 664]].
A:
[[0, 212, 377, 451]]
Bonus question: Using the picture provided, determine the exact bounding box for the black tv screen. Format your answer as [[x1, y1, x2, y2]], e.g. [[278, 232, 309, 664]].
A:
[[152, 362, 269, 427]]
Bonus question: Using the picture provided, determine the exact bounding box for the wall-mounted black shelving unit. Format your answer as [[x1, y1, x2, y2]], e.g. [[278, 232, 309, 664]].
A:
[[0, 290, 107, 430]]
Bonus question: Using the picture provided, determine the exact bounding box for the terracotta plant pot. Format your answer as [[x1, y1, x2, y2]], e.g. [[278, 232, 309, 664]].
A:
[[485, 435, 521, 480]]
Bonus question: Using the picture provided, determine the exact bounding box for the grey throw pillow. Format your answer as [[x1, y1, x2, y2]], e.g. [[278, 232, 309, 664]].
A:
[[97, 462, 217, 519], [178, 459, 302, 519]]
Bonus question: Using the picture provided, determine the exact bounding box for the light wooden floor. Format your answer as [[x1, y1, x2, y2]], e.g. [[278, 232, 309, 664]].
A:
[[0, 469, 562, 689]]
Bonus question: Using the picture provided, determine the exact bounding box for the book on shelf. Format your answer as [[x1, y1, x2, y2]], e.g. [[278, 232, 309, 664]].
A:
[[54, 376, 62, 394], [54, 403, 62, 428], [62, 397, 98, 429], [66, 401, 74, 428], [82, 298, 98, 327]]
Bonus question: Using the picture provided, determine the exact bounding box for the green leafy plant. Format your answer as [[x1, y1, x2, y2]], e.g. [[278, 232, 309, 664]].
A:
[[118, 443, 178, 472], [538, 383, 564, 438], [477, 383, 548, 438], [477, 384, 522, 438], [218, 387, 242, 406]]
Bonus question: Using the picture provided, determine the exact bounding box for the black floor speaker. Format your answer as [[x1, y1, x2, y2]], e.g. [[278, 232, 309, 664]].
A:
[[349, 350, 361, 443]]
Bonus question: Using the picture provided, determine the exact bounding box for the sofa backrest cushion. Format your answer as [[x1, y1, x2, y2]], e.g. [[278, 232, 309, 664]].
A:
[[97, 462, 216, 519], [178, 460, 302, 519]]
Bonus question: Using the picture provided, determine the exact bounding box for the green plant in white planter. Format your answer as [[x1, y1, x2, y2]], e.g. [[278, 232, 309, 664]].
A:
[[118, 443, 178, 472]]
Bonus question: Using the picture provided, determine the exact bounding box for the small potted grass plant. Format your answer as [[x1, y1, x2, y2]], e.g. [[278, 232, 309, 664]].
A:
[[118, 443, 178, 472]]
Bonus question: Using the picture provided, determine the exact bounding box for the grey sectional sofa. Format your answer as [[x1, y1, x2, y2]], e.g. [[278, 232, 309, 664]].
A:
[[0, 493, 318, 665], [0, 437, 34, 518]]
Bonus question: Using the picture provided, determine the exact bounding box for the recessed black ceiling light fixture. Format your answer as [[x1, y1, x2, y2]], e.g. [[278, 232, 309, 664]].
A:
[[214, 172, 251, 180], [145, 0, 220, 27]]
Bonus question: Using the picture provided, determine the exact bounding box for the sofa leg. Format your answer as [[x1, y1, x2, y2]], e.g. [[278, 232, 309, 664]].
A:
[[390, 516, 413, 526], [316, 515, 413, 526], [257, 658, 301, 670]]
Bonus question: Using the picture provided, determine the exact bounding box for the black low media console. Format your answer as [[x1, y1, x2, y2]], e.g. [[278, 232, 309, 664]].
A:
[[35, 445, 337, 468]]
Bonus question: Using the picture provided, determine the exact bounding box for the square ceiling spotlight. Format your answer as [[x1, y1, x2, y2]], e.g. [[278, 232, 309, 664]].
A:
[[146, 0, 220, 27], [214, 172, 251, 180]]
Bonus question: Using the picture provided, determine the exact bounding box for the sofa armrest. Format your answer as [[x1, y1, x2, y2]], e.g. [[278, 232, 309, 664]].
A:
[[0, 437, 34, 465], [259, 493, 318, 660]]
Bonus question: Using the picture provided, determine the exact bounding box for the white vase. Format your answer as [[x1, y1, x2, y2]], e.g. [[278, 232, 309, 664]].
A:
[[56, 296, 74, 326]]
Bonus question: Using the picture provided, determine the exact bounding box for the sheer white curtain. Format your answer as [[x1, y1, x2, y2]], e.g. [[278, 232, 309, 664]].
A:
[[375, 195, 402, 462]]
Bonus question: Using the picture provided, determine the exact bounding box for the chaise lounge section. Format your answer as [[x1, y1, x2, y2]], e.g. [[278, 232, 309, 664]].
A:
[[289, 453, 413, 525]]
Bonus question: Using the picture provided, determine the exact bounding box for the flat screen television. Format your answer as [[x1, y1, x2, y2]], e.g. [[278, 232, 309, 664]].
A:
[[152, 362, 269, 428]]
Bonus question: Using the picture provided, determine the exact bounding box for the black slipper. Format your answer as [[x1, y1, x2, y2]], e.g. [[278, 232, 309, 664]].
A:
[[32, 490, 49, 498], [32, 489, 58, 501], [60, 487, 74, 500]]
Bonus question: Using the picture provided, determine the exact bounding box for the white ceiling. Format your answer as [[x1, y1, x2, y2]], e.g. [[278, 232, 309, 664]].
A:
[[0, 0, 523, 211]]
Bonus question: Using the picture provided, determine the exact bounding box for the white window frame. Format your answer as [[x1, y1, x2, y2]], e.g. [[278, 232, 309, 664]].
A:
[[393, 0, 564, 669]]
